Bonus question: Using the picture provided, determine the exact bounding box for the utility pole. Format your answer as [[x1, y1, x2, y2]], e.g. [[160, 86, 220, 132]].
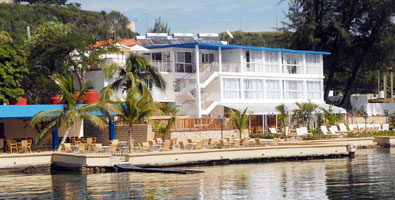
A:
[[391, 68, 394, 103], [384, 72, 387, 101]]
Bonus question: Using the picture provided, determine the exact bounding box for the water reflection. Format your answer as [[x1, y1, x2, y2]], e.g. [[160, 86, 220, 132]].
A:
[[0, 148, 393, 199]]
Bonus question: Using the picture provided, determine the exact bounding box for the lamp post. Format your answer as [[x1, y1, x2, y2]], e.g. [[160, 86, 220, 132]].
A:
[[384, 109, 389, 123], [218, 115, 224, 139], [363, 112, 368, 137], [304, 111, 311, 130]]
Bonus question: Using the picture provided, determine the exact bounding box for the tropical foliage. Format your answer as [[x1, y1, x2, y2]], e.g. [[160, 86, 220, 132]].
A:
[[149, 17, 171, 34], [106, 74, 159, 151], [321, 105, 343, 127], [102, 53, 166, 92], [0, 31, 28, 104], [285, 0, 395, 108], [230, 108, 250, 139], [291, 102, 318, 128], [29, 74, 110, 150], [152, 112, 177, 142], [275, 104, 288, 136]]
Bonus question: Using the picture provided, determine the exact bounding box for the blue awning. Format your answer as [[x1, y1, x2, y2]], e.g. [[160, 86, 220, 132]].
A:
[[146, 42, 331, 55], [0, 104, 115, 119]]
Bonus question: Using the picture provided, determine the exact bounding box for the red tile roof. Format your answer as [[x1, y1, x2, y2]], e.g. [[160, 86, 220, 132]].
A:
[[91, 38, 137, 48]]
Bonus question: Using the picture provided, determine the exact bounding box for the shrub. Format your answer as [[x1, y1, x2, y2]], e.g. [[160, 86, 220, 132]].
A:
[[250, 133, 277, 139]]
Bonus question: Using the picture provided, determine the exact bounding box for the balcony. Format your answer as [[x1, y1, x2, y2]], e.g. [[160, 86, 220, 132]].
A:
[[148, 60, 172, 72], [221, 62, 241, 72]]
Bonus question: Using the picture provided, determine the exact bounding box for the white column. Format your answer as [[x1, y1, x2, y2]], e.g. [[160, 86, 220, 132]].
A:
[[219, 47, 222, 72], [278, 52, 282, 73], [240, 49, 244, 73], [195, 44, 202, 118], [303, 53, 306, 74], [262, 115, 265, 133], [170, 50, 176, 73]]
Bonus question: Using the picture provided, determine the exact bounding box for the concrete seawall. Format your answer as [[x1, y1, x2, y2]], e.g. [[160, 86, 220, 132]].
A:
[[0, 138, 383, 173]]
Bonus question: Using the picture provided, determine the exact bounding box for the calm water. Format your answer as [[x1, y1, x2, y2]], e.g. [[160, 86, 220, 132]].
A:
[[0, 148, 394, 200]]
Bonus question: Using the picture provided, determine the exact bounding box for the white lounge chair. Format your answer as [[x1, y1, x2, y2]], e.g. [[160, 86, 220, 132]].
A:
[[348, 124, 355, 131], [269, 128, 278, 134], [338, 123, 350, 133], [320, 126, 329, 135], [329, 126, 345, 135], [382, 123, 389, 131], [296, 127, 309, 136]]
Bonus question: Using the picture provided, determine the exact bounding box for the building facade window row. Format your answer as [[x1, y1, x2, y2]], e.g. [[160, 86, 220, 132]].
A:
[[222, 78, 323, 100]]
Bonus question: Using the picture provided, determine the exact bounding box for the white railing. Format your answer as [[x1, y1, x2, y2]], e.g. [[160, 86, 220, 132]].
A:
[[200, 62, 219, 83], [244, 63, 265, 73], [222, 62, 241, 72], [174, 74, 196, 92], [148, 60, 172, 72]]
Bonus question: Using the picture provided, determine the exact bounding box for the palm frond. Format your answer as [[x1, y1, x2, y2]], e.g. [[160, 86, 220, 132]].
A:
[[34, 119, 59, 146], [29, 110, 63, 126]]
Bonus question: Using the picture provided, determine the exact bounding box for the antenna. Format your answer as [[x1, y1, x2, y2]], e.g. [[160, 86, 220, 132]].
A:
[[226, 30, 233, 39]]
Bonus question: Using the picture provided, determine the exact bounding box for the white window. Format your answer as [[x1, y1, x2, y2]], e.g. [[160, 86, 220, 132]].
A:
[[282, 53, 303, 74], [265, 51, 280, 73], [245, 50, 263, 72], [265, 80, 281, 99], [244, 79, 264, 99], [306, 54, 321, 74], [201, 53, 215, 63], [284, 80, 304, 99], [307, 81, 322, 99], [176, 52, 193, 73], [223, 78, 241, 99]]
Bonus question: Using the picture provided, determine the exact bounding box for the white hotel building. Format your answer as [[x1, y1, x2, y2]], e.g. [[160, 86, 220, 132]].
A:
[[91, 33, 345, 129]]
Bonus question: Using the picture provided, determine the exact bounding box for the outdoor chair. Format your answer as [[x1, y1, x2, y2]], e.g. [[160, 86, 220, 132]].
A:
[[162, 141, 171, 151], [179, 141, 185, 150], [19, 140, 32, 153], [338, 123, 350, 133], [202, 139, 209, 149], [382, 124, 389, 131], [61, 143, 72, 153], [296, 127, 309, 136], [142, 142, 150, 152], [7, 140, 18, 153], [110, 139, 119, 145], [71, 137, 81, 145], [352, 128, 360, 134], [269, 128, 278, 134], [87, 137, 93, 145], [187, 139, 193, 144], [208, 138, 212, 145], [329, 126, 342, 136], [219, 139, 229, 148], [255, 138, 263, 146], [109, 144, 118, 155], [242, 138, 250, 147], [0, 138, 3, 152], [94, 143, 103, 153], [196, 141, 203, 150], [320, 126, 329, 135], [78, 143, 86, 153], [234, 139, 241, 148]]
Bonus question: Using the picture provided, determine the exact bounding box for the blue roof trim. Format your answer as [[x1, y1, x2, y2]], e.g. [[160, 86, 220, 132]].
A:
[[146, 42, 331, 55], [0, 104, 113, 119]]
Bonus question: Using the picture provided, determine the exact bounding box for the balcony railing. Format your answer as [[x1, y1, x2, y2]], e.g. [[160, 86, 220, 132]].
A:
[[222, 62, 241, 72], [148, 60, 172, 72], [283, 65, 304, 74], [200, 62, 219, 83]]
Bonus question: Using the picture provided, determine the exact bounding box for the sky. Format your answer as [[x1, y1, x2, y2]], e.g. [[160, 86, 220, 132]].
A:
[[69, 0, 289, 35]]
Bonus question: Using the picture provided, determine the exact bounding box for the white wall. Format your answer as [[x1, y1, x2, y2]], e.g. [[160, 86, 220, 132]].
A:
[[222, 49, 241, 63]]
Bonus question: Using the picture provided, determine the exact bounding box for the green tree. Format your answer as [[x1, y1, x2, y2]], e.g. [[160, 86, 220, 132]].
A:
[[152, 111, 176, 142], [149, 17, 171, 34], [0, 31, 28, 104], [230, 108, 250, 139], [16, 0, 68, 5], [292, 102, 318, 129], [29, 74, 111, 150], [108, 74, 159, 151], [275, 104, 288, 136], [285, 0, 395, 108], [321, 105, 343, 127], [102, 53, 166, 92]]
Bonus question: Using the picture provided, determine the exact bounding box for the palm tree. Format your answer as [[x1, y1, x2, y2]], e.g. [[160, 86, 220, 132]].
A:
[[230, 108, 250, 139], [102, 53, 166, 92], [291, 101, 318, 129], [109, 74, 159, 151], [321, 105, 343, 127], [29, 74, 111, 151], [152, 111, 177, 142], [275, 104, 288, 136]]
